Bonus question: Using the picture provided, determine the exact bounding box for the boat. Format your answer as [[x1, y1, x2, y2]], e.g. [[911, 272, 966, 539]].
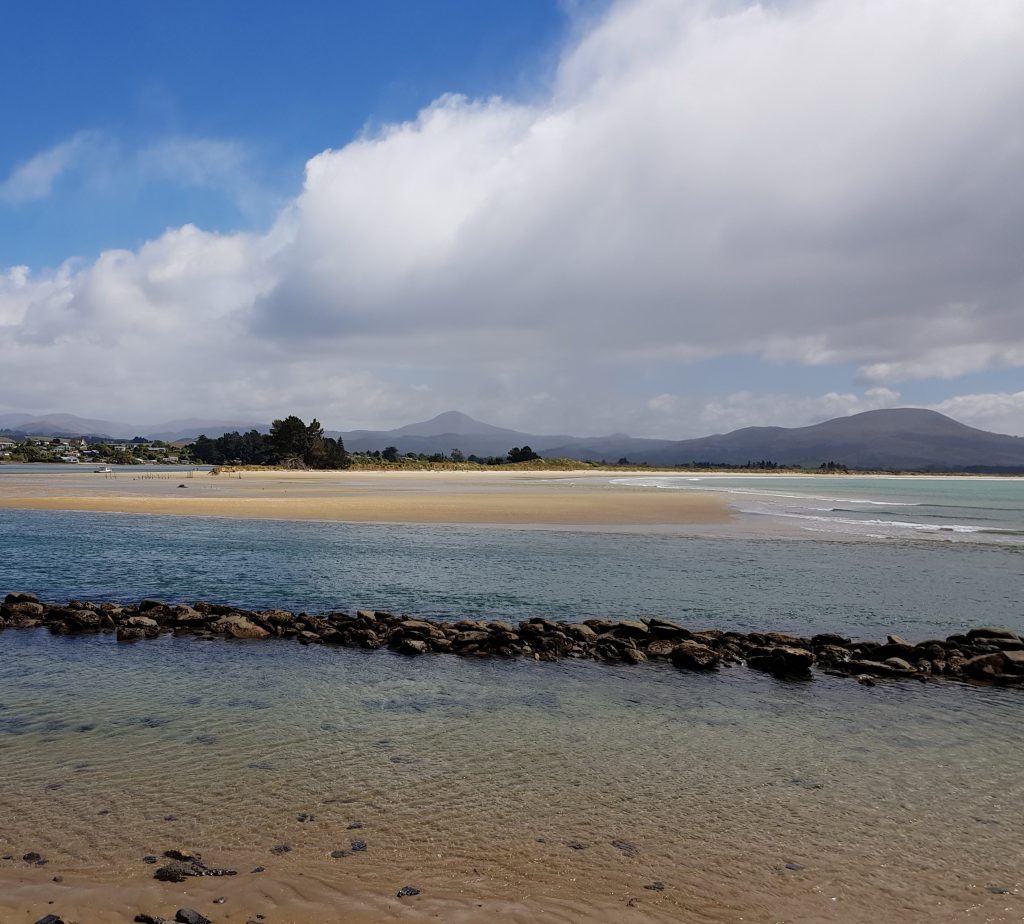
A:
[[94, 466, 112, 473]]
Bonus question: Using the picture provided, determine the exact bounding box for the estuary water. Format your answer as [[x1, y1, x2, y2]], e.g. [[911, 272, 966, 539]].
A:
[[0, 474, 1022, 922]]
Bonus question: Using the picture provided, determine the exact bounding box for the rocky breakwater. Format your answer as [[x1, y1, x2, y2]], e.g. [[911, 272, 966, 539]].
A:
[[2, 592, 1023, 689]]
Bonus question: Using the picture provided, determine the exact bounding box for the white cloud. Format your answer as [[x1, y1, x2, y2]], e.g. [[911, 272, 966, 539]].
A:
[[0, 132, 102, 203], [931, 391, 1024, 436], [2, 0, 1024, 433]]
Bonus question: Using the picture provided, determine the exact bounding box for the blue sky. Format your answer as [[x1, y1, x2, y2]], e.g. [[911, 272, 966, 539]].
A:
[[2, 0, 1023, 437]]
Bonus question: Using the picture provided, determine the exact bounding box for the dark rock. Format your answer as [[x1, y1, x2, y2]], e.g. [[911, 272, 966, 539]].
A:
[[670, 640, 721, 671], [785, 862, 806, 871], [34, 916, 65, 924], [350, 840, 368, 852], [644, 881, 665, 891], [143, 855, 158, 864], [963, 652, 1007, 680], [5, 591, 40, 605], [565, 841, 588, 850], [398, 638, 428, 655], [966, 628, 1020, 642], [22, 851, 45, 864], [154, 861, 198, 882], [163, 849, 201, 862], [251, 866, 265, 873], [139, 599, 166, 612], [134, 915, 167, 924], [747, 645, 814, 677], [269, 844, 291, 854], [611, 840, 639, 855], [346, 821, 363, 829], [175, 911, 212, 924], [330, 850, 351, 858], [810, 633, 850, 647], [396, 886, 421, 897]]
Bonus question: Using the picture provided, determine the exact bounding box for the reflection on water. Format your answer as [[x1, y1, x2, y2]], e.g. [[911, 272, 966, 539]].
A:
[[0, 630, 1021, 921]]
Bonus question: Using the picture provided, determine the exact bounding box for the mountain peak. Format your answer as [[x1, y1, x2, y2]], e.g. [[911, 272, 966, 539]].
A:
[[392, 411, 521, 437]]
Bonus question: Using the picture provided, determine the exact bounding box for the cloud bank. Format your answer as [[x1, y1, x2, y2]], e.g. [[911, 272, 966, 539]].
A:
[[2, 0, 1023, 436]]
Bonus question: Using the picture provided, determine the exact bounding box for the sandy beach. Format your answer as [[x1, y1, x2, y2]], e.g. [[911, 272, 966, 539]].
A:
[[0, 468, 730, 526]]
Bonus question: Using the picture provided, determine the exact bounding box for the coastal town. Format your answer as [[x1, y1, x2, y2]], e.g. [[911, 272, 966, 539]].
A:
[[0, 435, 186, 465]]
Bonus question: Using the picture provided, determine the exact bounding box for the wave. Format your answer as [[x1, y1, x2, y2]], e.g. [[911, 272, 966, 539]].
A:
[[758, 510, 1020, 535], [610, 477, 922, 507]]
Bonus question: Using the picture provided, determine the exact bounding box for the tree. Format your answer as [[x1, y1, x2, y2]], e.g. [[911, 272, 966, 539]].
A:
[[269, 415, 309, 463], [381, 445, 399, 462], [507, 445, 540, 463]]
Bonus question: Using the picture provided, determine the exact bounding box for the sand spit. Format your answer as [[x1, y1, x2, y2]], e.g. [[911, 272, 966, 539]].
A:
[[0, 469, 730, 525]]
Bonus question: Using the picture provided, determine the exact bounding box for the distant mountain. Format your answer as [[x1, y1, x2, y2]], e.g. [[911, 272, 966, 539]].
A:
[[3, 407, 1021, 470], [0, 413, 267, 442], [637, 409, 1024, 471]]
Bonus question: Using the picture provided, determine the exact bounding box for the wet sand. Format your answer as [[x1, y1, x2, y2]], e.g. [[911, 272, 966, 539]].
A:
[[0, 469, 730, 526]]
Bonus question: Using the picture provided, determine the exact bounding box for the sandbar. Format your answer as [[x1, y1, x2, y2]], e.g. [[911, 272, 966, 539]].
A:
[[0, 469, 730, 526]]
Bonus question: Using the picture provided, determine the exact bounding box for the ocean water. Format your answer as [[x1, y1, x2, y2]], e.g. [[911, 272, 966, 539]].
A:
[[612, 474, 1024, 544], [1, 475, 1022, 921], [0, 506, 1021, 637]]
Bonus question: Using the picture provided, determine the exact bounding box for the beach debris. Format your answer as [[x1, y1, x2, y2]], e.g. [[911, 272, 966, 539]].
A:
[[251, 865, 266, 872], [784, 863, 806, 871], [152, 851, 237, 882], [330, 849, 351, 858], [350, 839, 368, 852], [2, 593, 1022, 689], [611, 839, 639, 855], [565, 841, 588, 850], [346, 820, 363, 829], [643, 881, 665, 891], [142, 855, 158, 864], [175, 910, 212, 924], [34, 916, 66, 924], [269, 843, 291, 855], [296, 811, 315, 822], [396, 886, 421, 897]]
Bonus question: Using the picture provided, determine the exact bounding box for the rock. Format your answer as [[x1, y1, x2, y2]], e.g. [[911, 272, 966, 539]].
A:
[[884, 657, 915, 672], [886, 634, 912, 647], [154, 861, 197, 882], [116, 626, 150, 642], [645, 639, 676, 658], [966, 628, 1021, 642], [330, 850, 351, 858], [34, 916, 65, 924], [134, 915, 168, 924], [611, 840, 639, 855], [269, 844, 291, 855], [139, 599, 166, 612], [5, 591, 40, 605], [175, 911, 212, 924], [23, 851, 45, 864], [397, 638, 428, 656], [621, 647, 647, 664], [397, 886, 421, 897], [670, 641, 721, 671], [566, 623, 597, 641], [350, 840, 368, 851], [747, 645, 814, 677], [613, 620, 649, 639], [125, 615, 160, 629], [810, 633, 850, 647], [1003, 650, 1024, 673], [644, 881, 665, 891], [212, 615, 269, 640], [164, 849, 202, 862], [143, 855, 158, 864], [963, 652, 1007, 679]]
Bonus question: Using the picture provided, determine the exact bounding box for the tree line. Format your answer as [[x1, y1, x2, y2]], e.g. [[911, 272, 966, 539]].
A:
[[188, 416, 351, 468]]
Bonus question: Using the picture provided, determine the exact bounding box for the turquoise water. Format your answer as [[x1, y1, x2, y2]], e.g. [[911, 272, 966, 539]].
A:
[[0, 507, 1020, 637], [613, 475, 1024, 543]]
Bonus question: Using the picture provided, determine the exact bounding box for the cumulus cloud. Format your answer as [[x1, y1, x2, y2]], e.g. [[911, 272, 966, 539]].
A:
[[2, 0, 1024, 432]]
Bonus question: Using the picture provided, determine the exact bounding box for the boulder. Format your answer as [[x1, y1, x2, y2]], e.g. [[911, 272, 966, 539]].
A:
[[613, 620, 649, 640], [397, 638, 428, 656], [125, 615, 159, 629], [212, 615, 269, 640], [963, 652, 1009, 680], [747, 645, 815, 677], [965, 628, 1021, 642], [5, 592, 40, 605], [116, 627, 151, 642], [645, 638, 676, 658], [670, 641, 721, 671]]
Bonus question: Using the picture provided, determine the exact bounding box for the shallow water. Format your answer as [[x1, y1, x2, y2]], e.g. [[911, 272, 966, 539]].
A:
[[0, 629, 1021, 923]]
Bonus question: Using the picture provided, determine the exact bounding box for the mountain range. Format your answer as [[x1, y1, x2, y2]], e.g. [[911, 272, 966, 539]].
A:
[[2, 408, 1023, 471]]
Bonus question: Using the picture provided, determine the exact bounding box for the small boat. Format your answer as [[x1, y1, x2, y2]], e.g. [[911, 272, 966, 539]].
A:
[[94, 466, 113, 473]]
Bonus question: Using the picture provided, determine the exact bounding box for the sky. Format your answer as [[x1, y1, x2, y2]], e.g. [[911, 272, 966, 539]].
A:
[[2, 0, 1023, 439]]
